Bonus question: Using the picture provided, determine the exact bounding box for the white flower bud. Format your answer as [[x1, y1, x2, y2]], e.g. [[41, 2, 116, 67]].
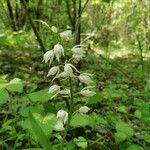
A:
[[43, 50, 54, 64], [57, 110, 68, 124], [64, 63, 80, 77], [78, 73, 93, 85], [57, 71, 67, 78], [54, 44, 64, 62], [60, 30, 72, 40], [54, 120, 64, 131], [72, 46, 85, 55], [71, 45, 86, 62], [59, 89, 70, 97], [51, 26, 58, 33], [48, 85, 60, 94], [47, 66, 60, 77], [79, 89, 96, 97], [79, 106, 90, 114]]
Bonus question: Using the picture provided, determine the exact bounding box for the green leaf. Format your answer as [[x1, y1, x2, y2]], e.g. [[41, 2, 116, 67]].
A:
[[140, 134, 150, 143], [0, 78, 23, 93], [134, 110, 142, 119], [118, 105, 128, 114], [74, 136, 87, 149], [115, 121, 134, 144], [127, 144, 144, 150], [87, 93, 102, 104], [89, 113, 107, 127], [19, 106, 44, 117], [70, 113, 90, 127], [0, 89, 9, 105], [29, 112, 52, 150], [6, 78, 23, 92], [24, 148, 44, 150], [28, 88, 53, 103]]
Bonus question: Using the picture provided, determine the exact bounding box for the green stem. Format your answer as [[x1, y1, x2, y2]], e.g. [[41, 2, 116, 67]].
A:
[[61, 77, 74, 149], [136, 33, 144, 79]]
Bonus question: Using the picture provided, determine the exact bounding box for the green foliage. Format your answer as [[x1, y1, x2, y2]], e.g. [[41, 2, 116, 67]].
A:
[[0, 0, 149, 149], [70, 113, 90, 128], [29, 112, 52, 150], [28, 88, 53, 103], [0, 89, 9, 104], [73, 136, 87, 149], [115, 121, 134, 144]]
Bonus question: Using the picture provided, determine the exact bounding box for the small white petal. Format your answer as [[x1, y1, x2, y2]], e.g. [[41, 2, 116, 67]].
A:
[[54, 44, 64, 62], [79, 106, 90, 114], [64, 64, 74, 77], [47, 66, 59, 77], [57, 110, 68, 124], [57, 71, 67, 78], [43, 50, 54, 63], [48, 85, 60, 94], [60, 30, 72, 40], [80, 89, 96, 97], [59, 89, 70, 97], [54, 120, 64, 131], [64, 63, 80, 77], [71, 46, 85, 55], [78, 73, 93, 85]]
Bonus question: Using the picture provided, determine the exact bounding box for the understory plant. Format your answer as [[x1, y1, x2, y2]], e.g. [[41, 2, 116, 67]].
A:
[[25, 32, 96, 149], [43, 42, 95, 148]]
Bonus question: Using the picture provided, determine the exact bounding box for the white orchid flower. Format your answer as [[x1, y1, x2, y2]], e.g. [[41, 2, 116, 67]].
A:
[[56, 71, 67, 78], [48, 85, 60, 94], [43, 50, 54, 64], [51, 26, 58, 33], [80, 89, 96, 97], [78, 73, 93, 85], [71, 45, 86, 62], [64, 63, 80, 77], [47, 66, 60, 77], [60, 30, 72, 40], [79, 86, 96, 97], [56, 109, 68, 124], [54, 120, 65, 131], [54, 110, 68, 131], [71, 45, 85, 55], [79, 106, 90, 114], [59, 89, 70, 97], [53, 44, 64, 62]]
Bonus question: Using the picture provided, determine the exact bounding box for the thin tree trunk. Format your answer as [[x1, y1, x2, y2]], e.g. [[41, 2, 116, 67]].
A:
[[72, 0, 77, 33], [6, 0, 17, 31], [21, 0, 46, 53], [65, 0, 73, 28], [75, 0, 81, 45]]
